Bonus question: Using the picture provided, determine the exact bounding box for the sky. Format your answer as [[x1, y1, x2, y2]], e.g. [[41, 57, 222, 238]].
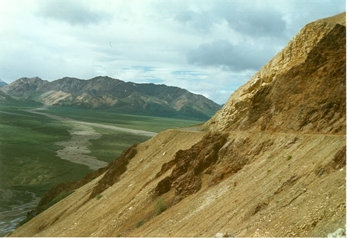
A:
[[0, 0, 345, 104]]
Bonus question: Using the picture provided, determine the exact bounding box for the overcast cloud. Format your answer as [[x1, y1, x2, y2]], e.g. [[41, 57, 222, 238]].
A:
[[0, 0, 345, 104]]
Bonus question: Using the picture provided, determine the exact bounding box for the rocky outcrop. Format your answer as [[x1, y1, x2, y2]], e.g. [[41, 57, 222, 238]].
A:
[[204, 13, 345, 134], [154, 133, 227, 203], [2, 77, 49, 97], [89, 145, 138, 199]]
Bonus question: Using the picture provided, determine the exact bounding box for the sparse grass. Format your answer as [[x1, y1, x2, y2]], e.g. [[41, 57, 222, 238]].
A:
[[96, 194, 103, 200], [136, 220, 144, 228], [88, 128, 149, 163], [154, 198, 166, 216]]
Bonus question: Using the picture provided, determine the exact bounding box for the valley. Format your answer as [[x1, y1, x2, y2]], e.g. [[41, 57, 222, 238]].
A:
[[0, 103, 201, 236], [0, 9, 345, 237], [7, 12, 345, 237]]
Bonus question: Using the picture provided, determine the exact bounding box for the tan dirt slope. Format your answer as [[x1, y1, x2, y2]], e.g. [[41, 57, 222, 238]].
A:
[[10, 13, 346, 237]]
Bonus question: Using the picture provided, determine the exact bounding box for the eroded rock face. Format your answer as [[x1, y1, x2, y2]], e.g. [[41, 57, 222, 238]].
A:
[[205, 13, 346, 135], [154, 133, 228, 203], [89, 145, 138, 199]]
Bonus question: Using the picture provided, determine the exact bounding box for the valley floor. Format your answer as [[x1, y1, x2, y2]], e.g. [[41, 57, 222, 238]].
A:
[[25, 107, 157, 170], [0, 104, 200, 236]]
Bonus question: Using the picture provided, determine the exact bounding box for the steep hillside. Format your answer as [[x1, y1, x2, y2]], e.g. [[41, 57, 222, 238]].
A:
[[204, 13, 345, 134], [0, 90, 14, 102], [2, 76, 220, 120], [9, 13, 346, 237]]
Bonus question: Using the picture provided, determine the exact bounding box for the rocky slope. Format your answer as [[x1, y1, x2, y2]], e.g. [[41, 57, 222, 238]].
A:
[[9, 13, 346, 237], [2, 76, 220, 120], [204, 13, 345, 134], [0, 90, 13, 102]]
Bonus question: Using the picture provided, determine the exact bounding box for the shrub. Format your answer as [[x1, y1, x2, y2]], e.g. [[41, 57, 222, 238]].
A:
[[96, 193, 103, 200], [136, 220, 144, 228], [154, 198, 166, 215]]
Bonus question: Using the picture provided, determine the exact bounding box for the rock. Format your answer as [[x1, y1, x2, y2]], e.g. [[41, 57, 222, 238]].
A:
[[204, 13, 345, 135]]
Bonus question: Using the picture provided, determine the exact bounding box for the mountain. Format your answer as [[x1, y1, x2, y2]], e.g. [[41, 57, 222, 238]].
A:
[[204, 13, 345, 134], [0, 79, 7, 87], [2, 76, 220, 120], [0, 90, 13, 102], [10, 13, 345, 237]]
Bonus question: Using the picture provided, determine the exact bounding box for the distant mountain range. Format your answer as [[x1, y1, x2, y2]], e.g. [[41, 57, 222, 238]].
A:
[[1, 76, 221, 120], [0, 79, 7, 87]]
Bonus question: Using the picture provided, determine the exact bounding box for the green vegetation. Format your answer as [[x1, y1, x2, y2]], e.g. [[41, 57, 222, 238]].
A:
[[0, 103, 91, 235], [0, 104, 90, 193], [96, 193, 103, 200], [17, 213, 35, 227], [136, 220, 144, 228], [17, 190, 74, 227], [154, 197, 166, 216], [287, 155, 292, 160], [0, 103, 201, 234], [46, 106, 202, 163], [46, 106, 202, 133], [88, 128, 149, 163]]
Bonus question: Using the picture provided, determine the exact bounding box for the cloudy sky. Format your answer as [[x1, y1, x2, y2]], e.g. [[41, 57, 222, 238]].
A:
[[0, 0, 345, 104]]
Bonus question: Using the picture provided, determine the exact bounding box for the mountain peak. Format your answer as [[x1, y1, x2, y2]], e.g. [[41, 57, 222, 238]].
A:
[[3, 77, 48, 95], [204, 12, 346, 134], [17, 76, 44, 82], [317, 12, 345, 26], [90, 76, 121, 81]]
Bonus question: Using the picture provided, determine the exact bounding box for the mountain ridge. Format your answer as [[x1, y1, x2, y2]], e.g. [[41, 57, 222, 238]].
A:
[[204, 12, 345, 134], [2, 76, 220, 120], [9, 12, 346, 237]]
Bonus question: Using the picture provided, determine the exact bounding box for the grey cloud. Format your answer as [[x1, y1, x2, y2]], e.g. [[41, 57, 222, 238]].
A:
[[174, 10, 218, 32], [172, 1, 287, 38], [224, 9, 287, 38], [39, 0, 108, 25], [187, 40, 274, 71], [1, 0, 345, 104]]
